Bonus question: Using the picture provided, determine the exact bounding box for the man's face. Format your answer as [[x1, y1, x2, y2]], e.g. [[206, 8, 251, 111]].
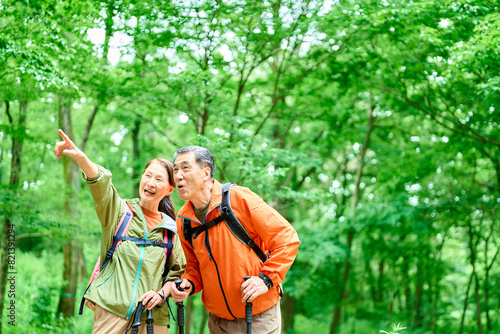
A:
[[173, 151, 209, 202]]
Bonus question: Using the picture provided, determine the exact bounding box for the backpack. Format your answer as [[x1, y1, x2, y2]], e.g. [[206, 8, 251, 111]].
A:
[[78, 203, 175, 315], [183, 183, 268, 263]]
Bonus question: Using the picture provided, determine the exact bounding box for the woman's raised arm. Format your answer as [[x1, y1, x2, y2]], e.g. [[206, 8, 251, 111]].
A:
[[54, 129, 98, 178]]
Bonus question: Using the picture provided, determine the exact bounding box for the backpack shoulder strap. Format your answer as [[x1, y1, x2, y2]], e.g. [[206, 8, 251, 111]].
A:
[[162, 229, 175, 280], [183, 218, 194, 248], [182, 183, 268, 263], [221, 183, 268, 263], [100, 203, 134, 270]]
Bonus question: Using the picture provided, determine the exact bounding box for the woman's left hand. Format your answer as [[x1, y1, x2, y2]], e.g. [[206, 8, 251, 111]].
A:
[[139, 290, 164, 310]]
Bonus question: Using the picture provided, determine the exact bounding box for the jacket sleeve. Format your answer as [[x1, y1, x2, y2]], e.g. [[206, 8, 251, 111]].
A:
[[164, 235, 187, 282], [234, 187, 300, 286], [83, 164, 125, 230], [176, 218, 203, 294]]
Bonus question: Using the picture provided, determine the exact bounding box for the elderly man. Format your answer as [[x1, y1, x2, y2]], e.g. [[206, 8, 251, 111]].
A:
[[170, 146, 300, 334]]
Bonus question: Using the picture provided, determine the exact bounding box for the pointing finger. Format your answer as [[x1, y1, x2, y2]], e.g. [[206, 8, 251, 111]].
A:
[[58, 129, 73, 145]]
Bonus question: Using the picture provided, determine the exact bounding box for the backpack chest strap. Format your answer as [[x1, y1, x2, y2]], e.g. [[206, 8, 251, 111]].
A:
[[182, 183, 269, 263], [191, 213, 228, 239], [115, 235, 169, 248]]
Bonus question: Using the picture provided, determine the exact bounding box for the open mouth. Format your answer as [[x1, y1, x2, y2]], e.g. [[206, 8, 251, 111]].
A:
[[144, 188, 156, 195]]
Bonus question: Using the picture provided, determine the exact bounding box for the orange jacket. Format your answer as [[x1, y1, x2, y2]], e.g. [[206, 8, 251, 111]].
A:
[[176, 180, 300, 319]]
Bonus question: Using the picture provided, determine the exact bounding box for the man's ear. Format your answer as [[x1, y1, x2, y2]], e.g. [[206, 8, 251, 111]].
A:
[[203, 167, 211, 180]]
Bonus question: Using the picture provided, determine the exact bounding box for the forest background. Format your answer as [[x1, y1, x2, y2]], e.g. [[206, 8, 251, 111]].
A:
[[0, 0, 499, 333]]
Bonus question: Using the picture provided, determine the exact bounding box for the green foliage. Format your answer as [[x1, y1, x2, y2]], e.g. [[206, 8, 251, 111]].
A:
[[2, 251, 93, 334], [2, 0, 500, 333], [380, 323, 407, 334]]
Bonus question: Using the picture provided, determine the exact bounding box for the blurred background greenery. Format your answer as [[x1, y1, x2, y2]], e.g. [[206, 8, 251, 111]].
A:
[[1, 0, 499, 333]]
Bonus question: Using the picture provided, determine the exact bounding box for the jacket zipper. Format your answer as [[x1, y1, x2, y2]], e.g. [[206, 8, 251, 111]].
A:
[[182, 205, 237, 319], [126, 204, 148, 318], [126, 206, 176, 319]]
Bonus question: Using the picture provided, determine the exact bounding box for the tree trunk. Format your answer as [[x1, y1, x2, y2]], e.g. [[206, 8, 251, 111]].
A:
[[0, 100, 27, 332], [281, 294, 295, 333], [483, 223, 499, 331], [459, 272, 473, 334], [413, 259, 424, 327], [132, 115, 141, 197], [57, 102, 82, 317], [377, 259, 385, 303], [466, 220, 483, 334], [57, 241, 82, 316], [0, 101, 7, 183], [430, 270, 439, 333], [330, 229, 354, 334], [8, 102, 26, 187], [484, 264, 491, 331], [388, 290, 395, 323], [80, 105, 99, 152], [402, 256, 411, 315], [365, 258, 377, 306], [185, 296, 194, 334], [330, 92, 375, 334], [430, 233, 446, 333], [483, 245, 499, 331], [198, 307, 208, 334], [472, 273, 483, 334]]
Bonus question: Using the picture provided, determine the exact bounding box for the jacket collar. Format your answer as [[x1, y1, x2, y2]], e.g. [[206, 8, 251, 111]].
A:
[[126, 198, 177, 233]]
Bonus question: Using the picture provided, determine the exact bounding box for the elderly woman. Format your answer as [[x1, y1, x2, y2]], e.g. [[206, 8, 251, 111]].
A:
[[55, 129, 185, 334]]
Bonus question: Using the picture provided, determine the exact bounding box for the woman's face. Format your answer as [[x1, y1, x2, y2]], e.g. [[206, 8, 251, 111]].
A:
[[139, 161, 175, 209]]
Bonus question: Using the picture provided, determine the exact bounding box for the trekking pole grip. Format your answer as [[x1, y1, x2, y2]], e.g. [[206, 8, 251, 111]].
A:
[[245, 302, 253, 323], [174, 279, 185, 334], [174, 279, 185, 293], [176, 301, 185, 325], [130, 302, 144, 334]]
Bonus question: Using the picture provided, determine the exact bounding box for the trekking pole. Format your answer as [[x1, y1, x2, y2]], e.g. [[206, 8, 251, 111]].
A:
[[174, 279, 185, 334], [243, 276, 252, 334], [146, 309, 154, 334], [130, 302, 145, 334]]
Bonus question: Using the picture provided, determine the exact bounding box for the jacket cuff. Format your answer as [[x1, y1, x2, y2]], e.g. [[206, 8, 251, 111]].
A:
[[259, 273, 273, 289], [262, 271, 281, 287], [82, 164, 105, 183], [182, 274, 200, 295], [187, 279, 196, 296]]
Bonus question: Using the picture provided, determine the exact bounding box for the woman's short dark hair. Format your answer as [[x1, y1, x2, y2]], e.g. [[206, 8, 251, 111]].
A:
[[144, 158, 176, 220], [174, 146, 215, 179]]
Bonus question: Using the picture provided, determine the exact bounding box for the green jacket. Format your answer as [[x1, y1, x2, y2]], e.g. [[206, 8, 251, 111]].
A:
[[83, 165, 185, 325]]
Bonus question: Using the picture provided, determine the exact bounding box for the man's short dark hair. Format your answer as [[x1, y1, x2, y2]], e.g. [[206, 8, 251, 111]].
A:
[[174, 146, 215, 179]]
